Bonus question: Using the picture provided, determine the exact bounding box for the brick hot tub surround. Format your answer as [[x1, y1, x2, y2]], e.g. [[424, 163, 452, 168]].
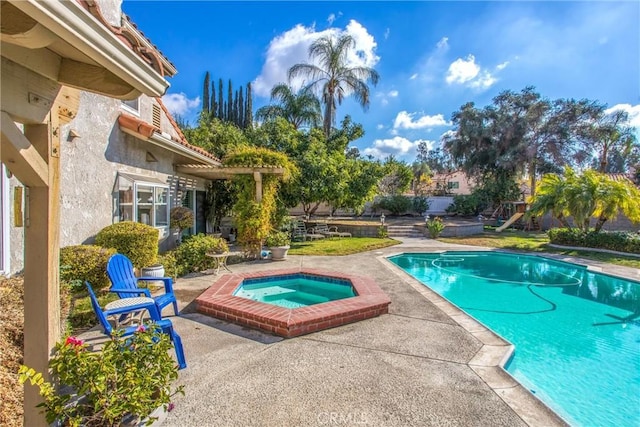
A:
[[195, 268, 391, 338]]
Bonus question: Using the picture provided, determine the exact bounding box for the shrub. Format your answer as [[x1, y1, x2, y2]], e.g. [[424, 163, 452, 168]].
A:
[[175, 234, 229, 275], [548, 228, 640, 254], [19, 325, 183, 426], [378, 195, 413, 215], [158, 251, 179, 280], [60, 245, 117, 293], [377, 225, 388, 238], [426, 217, 446, 238], [446, 193, 489, 216], [412, 196, 430, 215], [95, 222, 159, 269], [265, 230, 291, 247]]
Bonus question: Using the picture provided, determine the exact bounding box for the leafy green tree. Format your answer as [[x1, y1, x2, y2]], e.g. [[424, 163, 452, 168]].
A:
[[578, 107, 638, 173], [182, 117, 247, 159], [256, 84, 322, 129], [377, 156, 413, 196], [288, 34, 380, 137], [444, 87, 588, 196]]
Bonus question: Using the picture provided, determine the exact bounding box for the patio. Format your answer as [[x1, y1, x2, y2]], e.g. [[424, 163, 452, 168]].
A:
[[129, 237, 618, 427]]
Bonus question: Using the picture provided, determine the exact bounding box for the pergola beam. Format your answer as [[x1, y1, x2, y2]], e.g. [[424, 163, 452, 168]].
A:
[[0, 111, 49, 187]]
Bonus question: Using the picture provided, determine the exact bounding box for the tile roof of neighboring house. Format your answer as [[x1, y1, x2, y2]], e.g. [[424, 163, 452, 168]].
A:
[[77, 0, 176, 77], [606, 173, 636, 184]]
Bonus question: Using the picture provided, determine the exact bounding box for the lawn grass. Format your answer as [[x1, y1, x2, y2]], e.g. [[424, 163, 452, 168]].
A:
[[288, 237, 400, 256], [438, 230, 640, 268]]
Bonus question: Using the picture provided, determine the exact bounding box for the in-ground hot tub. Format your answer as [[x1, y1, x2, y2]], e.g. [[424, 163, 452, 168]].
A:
[[196, 268, 390, 337]]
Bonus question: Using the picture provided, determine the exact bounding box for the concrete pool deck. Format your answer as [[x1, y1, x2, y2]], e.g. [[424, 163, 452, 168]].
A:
[[147, 238, 638, 426]]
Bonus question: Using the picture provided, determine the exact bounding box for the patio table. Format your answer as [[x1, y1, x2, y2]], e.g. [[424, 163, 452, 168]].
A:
[[105, 296, 155, 327]]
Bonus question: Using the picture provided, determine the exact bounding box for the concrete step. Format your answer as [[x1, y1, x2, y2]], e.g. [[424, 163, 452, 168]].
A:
[[386, 226, 424, 238]]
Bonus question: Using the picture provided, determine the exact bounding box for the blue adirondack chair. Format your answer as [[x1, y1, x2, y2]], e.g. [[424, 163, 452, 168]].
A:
[[86, 282, 186, 369], [106, 254, 179, 316]]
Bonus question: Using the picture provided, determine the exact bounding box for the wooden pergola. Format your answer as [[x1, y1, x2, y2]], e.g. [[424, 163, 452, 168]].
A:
[[0, 1, 171, 424], [175, 165, 286, 202]]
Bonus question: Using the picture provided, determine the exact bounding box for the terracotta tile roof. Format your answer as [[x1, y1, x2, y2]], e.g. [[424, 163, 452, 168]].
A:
[[155, 98, 221, 162], [77, 0, 176, 76], [606, 173, 635, 183], [118, 111, 219, 163]]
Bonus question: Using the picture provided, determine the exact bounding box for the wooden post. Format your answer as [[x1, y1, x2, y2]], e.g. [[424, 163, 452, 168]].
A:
[[253, 171, 263, 202], [22, 118, 60, 427]]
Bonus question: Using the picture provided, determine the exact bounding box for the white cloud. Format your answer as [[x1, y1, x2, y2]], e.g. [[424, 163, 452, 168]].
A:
[[409, 73, 418, 80], [253, 20, 380, 97], [436, 36, 449, 50], [376, 124, 385, 130], [161, 93, 200, 116], [327, 14, 336, 25], [384, 28, 390, 40], [606, 103, 640, 128], [468, 71, 497, 89], [393, 111, 451, 130], [363, 136, 430, 160], [446, 54, 480, 84], [445, 54, 499, 90], [388, 90, 399, 98]]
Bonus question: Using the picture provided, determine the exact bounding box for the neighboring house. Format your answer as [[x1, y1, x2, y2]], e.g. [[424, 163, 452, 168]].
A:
[[423, 170, 475, 196]]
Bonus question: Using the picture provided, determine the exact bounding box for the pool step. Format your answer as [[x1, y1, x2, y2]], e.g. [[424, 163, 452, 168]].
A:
[[386, 225, 424, 238]]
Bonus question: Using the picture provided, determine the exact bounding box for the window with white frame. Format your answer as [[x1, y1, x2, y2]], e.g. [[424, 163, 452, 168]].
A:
[[121, 97, 139, 115], [116, 174, 169, 234]]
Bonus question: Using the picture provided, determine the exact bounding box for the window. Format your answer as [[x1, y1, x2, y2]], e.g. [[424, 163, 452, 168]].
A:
[[121, 97, 139, 114], [447, 181, 460, 189], [116, 174, 169, 235]]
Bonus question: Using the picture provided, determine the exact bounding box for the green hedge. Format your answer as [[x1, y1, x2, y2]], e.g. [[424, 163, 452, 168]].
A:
[[547, 228, 640, 254], [60, 245, 117, 292], [95, 221, 159, 269]]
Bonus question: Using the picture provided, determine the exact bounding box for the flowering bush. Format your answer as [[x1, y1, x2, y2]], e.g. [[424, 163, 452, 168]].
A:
[[426, 217, 445, 238], [19, 324, 184, 427]]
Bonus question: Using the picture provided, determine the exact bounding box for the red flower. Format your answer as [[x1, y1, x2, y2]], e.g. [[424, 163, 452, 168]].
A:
[[64, 336, 84, 347], [136, 325, 146, 333], [168, 402, 175, 412]]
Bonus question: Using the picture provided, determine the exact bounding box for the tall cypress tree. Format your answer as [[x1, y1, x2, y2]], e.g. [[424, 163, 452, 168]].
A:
[[238, 86, 244, 129], [233, 90, 239, 125], [227, 79, 233, 121], [245, 83, 253, 129], [202, 72, 210, 115], [218, 79, 224, 119], [210, 80, 216, 117]]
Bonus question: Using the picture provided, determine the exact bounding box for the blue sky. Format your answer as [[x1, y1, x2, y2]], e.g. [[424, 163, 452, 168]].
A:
[[123, 1, 639, 161]]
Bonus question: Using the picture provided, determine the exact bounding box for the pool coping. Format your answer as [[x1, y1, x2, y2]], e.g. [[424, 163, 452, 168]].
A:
[[380, 250, 570, 427], [195, 268, 391, 338]]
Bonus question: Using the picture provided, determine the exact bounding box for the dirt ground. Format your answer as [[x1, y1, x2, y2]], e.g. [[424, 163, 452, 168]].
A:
[[0, 275, 24, 427]]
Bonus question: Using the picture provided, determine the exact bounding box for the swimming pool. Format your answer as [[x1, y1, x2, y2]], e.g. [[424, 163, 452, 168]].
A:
[[389, 251, 640, 427], [233, 274, 356, 308]]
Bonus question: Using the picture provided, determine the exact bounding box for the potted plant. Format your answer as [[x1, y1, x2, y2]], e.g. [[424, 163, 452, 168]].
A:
[[170, 206, 194, 245], [265, 230, 291, 261], [19, 325, 184, 426]]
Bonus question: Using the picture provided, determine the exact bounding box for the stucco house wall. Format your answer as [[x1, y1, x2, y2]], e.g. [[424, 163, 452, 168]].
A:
[[58, 91, 209, 251]]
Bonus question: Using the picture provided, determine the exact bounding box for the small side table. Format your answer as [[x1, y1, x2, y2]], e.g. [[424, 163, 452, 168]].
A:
[[206, 252, 234, 275], [105, 297, 155, 327]]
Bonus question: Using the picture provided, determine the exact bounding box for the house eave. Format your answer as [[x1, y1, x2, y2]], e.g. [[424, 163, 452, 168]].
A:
[[2, 0, 169, 99]]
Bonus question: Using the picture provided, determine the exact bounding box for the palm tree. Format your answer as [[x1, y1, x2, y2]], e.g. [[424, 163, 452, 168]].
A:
[[255, 84, 322, 129], [288, 34, 380, 137], [527, 171, 571, 228]]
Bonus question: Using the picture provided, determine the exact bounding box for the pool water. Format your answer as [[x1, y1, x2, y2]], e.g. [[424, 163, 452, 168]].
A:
[[234, 274, 356, 309], [390, 252, 640, 427]]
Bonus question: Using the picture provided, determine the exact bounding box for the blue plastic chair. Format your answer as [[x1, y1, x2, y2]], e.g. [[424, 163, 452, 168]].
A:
[[86, 282, 186, 369], [106, 254, 179, 316]]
